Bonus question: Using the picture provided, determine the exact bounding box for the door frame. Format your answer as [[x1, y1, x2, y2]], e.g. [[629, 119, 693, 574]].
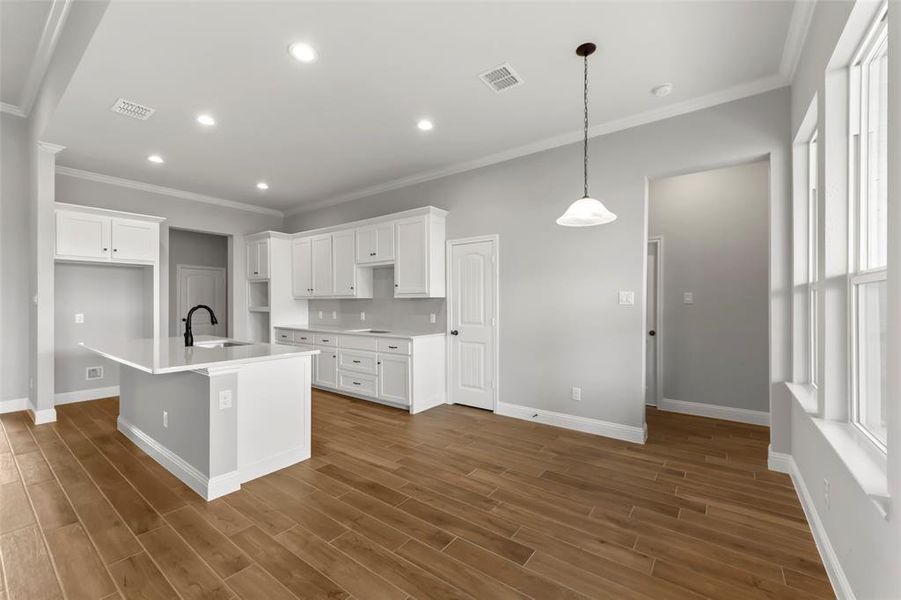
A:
[[174, 264, 227, 335], [646, 237, 664, 407], [445, 235, 500, 412]]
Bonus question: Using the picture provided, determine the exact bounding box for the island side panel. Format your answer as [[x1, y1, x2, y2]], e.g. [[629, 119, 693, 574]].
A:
[[237, 355, 311, 482]]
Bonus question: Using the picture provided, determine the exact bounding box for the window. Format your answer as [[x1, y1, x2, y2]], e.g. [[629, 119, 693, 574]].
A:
[[807, 131, 819, 387], [850, 9, 888, 449]]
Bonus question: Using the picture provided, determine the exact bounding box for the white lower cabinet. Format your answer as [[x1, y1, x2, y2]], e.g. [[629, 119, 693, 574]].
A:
[[315, 348, 338, 388], [337, 371, 378, 396], [378, 354, 410, 404]]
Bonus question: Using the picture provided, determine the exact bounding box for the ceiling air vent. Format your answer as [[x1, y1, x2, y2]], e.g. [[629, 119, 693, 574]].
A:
[[479, 63, 523, 94], [110, 97, 155, 120]]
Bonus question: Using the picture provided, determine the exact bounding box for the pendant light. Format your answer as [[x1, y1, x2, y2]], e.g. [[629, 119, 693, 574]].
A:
[[556, 42, 617, 227]]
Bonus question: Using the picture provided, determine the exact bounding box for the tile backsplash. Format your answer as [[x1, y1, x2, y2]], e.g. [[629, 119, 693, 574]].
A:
[[309, 267, 446, 332]]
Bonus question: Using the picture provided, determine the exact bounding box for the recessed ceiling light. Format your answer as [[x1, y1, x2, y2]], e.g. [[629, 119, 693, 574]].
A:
[[417, 119, 434, 131], [256, 182, 269, 190], [147, 154, 164, 164], [651, 83, 674, 97], [289, 42, 318, 63], [196, 113, 216, 126]]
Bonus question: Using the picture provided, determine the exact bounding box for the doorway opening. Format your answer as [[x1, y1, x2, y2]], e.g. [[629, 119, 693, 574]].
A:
[[169, 228, 229, 338]]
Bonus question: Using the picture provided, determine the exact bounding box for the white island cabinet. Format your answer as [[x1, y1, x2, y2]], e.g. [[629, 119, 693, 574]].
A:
[[81, 336, 318, 500]]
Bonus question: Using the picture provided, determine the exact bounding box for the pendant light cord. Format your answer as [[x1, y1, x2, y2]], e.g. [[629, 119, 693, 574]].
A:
[[583, 53, 589, 198]]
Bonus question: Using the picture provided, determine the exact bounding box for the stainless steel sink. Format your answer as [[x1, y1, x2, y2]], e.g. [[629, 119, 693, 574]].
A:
[[194, 340, 253, 349]]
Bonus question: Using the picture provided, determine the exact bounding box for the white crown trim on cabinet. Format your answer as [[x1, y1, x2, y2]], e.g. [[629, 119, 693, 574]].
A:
[[496, 401, 647, 444], [659, 397, 770, 426], [56, 166, 284, 218]]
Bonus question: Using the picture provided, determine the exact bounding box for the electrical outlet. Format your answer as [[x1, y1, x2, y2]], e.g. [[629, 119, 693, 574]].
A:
[[571, 386, 581, 401], [332, 311, 337, 320], [318, 311, 323, 319], [823, 478, 830, 509], [430, 313, 436, 324], [163, 411, 168, 428], [360, 311, 366, 321], [219, 390, 233, 410], [618, 291, 635, 305], [683, 292, 694, 305], [74, 313, 84, 324]]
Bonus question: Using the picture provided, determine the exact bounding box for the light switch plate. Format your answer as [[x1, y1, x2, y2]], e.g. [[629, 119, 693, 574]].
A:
[[74, 313, 84, 324], [683, 292, 694, 305], [618, 291, 635, 306], [218, 390, 233, 410]]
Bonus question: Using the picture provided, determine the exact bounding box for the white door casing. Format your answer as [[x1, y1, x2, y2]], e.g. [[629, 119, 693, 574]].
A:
[[447, 236, 498, 411], [646, 237, 663, 406], [176, 265, 227, 337]]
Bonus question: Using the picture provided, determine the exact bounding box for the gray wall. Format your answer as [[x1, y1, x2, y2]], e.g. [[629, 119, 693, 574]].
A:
[[55, 263, 151, 394], [287, 88, 791, 430], [168, 228, 229, 336], [649, 160, 769, 412], [1, 112, 30, 402], [309, 267, 445, 333]]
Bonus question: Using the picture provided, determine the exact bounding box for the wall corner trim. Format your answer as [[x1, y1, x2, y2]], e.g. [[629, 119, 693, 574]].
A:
[[659, 397, 770, 426], [786, 453, 854, 599], [30, 408, 57, 425], [767, 445, 792, 473], [495, 401, 646, 444]]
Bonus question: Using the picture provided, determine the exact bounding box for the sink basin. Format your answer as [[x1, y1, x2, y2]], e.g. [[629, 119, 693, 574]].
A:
[[194, 340, 253, 349]]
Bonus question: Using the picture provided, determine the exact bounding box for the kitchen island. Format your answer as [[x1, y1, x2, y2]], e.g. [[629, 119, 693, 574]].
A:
[[81, 336, 318, 500]]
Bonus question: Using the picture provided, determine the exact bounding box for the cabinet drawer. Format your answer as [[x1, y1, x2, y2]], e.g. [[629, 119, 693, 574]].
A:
[[378, 338, 411, 355], [274, 329, 294, 344], [315, 334, 337, 346], [338, 335, 379, 352], [337, 371, 377, 397], [293, 331, 315, 344], [338, 349, 378, 375]]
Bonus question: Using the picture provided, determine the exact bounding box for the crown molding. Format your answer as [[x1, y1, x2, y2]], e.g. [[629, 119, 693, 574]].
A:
[[780, 0, 817, 82], [56, 166, 284, 218], [18, 0, 73, 116], [0, 103, 27, 118], [285, 73, 788, 217]]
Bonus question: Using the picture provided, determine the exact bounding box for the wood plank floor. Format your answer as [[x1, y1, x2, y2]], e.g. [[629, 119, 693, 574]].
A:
[[0, 390, 833, 600]]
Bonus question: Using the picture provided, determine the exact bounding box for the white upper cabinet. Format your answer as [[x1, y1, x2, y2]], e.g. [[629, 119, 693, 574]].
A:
[[291, 237, 312, 297], [111, 218, 158, 262], [246, 238, 270, 280], [311, 235, 334, 297], [332, 230, 357, 297], [55, 206, 162, 265], [395, 213, 445, 297], [355, 222, 395, 264]]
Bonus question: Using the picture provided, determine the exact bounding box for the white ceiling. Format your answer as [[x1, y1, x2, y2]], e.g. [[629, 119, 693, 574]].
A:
[[1, 0, 52, 109], [44, 1, 802, 214]]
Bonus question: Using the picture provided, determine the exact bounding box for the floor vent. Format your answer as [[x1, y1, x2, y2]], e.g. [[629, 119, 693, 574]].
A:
[[86, 366, 104, 381], [110, 97, 156, 120], [479, 63, 523, 93]]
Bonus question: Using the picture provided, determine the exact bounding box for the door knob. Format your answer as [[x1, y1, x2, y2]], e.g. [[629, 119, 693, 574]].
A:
[[649, 330, 656, 336], [450, 330, 459, 336]]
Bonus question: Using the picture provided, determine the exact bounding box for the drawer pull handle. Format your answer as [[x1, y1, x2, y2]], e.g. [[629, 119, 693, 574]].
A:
[[352, 381, 361, 386], [321, 339, 329, 342], [352, 360, 361, 364], [388, 345, 397, 349], [370, 252, 376, 256]]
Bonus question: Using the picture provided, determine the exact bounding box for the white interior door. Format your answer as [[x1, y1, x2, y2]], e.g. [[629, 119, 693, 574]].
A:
[[449, 238, 497, 410], [177, 265, 227, 337], [646, 240, 659, 406]]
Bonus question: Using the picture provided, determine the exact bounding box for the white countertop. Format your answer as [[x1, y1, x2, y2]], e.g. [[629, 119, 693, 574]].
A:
[[80, 336, 319, 375], [275, 325, 445, 340]]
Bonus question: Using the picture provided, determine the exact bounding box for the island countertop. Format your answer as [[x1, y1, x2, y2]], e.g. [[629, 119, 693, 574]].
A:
[[80, 336, 319, 375]]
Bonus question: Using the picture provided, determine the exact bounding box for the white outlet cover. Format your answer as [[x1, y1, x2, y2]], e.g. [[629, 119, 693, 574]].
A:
[[219, 389, 233, 410], [571, 387, 581, 401], [360, 311, 366, 321], [430, 313, 437, 324], [332, 311, 337, 319], [318, 311, 323, 319], [618, 291, 635, 306], [163, 410, 168, 428], [74, 313, 85, 323], [683, 292, 694, 304]]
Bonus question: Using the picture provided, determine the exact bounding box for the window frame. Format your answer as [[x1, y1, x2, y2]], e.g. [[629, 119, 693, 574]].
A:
[[807, 131, 819, 388], [848, 7, 888, 452]]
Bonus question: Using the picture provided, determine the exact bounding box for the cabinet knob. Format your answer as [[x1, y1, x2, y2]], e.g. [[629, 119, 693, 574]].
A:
[[254, 271, 258, 275], [113, 249, 118, 252], [370, 252, 376, 256], [102, 247, 108, 251], [450, 330, 459, 336], [394, 284, 398, 288]]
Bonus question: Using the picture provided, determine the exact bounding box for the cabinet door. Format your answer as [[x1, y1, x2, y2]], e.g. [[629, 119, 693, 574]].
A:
[[291, 238, 312, 297], [257, 239, 270, 278], [394, 216, 428, 295], [311, 235, 334, 296], [315, 349, 338, 388], [247, 241, 260, 278], [56, 211, 111, 260], [374, 222, 395, 261], [355, 227, 377, 263], [332, 230, 356, 297], [111, 218, 157, 262], [379, 354, 410, 405]]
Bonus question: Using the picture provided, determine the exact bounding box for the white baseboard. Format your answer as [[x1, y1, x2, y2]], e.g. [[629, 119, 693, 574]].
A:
[[767, 445, 792, 473], [495, 402, 647, 444], [0, 397, 28, 414], [785, 453, 852, 599], [117, 415, 240, 501], [55, 385, 120, 406], [239, 445, 310, 484], [31, 408, 57, 425], [659, 397, 770, 426]]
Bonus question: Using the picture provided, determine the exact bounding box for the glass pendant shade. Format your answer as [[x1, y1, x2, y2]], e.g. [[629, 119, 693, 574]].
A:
[[556, 196, 617, 227]]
